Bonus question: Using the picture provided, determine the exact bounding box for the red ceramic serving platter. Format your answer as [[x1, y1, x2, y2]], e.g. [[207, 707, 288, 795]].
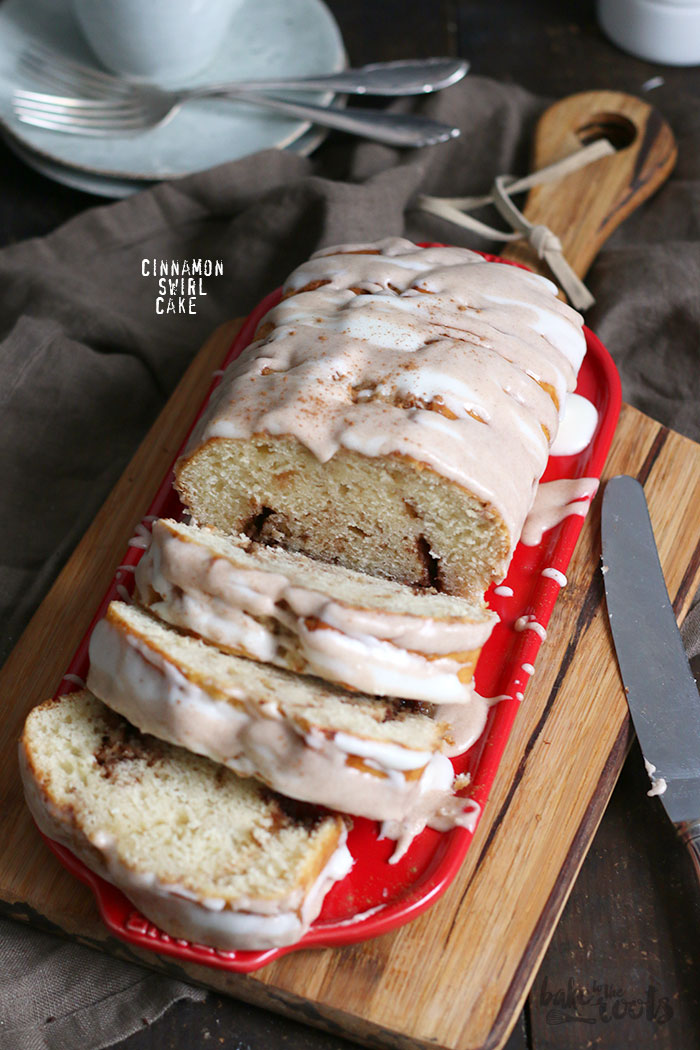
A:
[[45, 253, 622, 972]]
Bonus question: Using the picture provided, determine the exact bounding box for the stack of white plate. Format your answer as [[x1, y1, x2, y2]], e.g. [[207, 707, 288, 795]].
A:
[[0, 0, 345, 197]]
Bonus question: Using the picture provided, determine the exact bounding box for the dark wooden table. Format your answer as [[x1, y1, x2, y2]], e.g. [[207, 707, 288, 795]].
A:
[[3, 2, 700, 1048]]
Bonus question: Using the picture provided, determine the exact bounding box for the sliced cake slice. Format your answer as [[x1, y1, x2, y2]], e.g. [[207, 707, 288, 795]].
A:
[[86, 602, 483, 842], [135, 518, 497, 703], [20, 691, 353, 951]]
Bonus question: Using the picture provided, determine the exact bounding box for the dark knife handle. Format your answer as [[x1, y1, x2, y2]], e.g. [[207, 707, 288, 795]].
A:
[[677, 820, 700, 880]]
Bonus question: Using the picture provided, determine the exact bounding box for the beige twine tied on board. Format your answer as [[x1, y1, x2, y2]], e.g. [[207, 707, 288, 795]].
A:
[[415, 138, 616, 311]]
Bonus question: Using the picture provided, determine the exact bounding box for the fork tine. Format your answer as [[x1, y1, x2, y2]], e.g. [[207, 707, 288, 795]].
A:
[[13, 107, 149, 133], [12, 112, 145, 136], [13, 100, 145, 123], [14, 89, 141, 114], [13, 107, 144, 127], [17, 56, 116, 100], [19, 43, 127, 94]]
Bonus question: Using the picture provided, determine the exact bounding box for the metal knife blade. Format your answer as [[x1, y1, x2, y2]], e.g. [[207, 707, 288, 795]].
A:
[[601, 475, 700, 828]]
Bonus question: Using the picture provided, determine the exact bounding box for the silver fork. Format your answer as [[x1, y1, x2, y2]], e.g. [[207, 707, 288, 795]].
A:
[[13, 85, 461, 146], [13, 43, 462, 146], [16, 44, 469, 99]]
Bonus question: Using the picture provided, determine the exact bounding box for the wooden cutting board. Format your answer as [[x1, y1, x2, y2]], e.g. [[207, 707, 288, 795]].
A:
[[2, 91, 697, 1050]]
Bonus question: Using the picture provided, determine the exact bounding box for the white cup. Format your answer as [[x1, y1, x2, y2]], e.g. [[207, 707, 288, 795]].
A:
[[71, 0, 243, 82], [597, 0, 700, 65]]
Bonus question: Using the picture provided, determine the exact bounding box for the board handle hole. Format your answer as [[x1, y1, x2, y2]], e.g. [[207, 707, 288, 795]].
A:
[[576, 113, 637, 151]]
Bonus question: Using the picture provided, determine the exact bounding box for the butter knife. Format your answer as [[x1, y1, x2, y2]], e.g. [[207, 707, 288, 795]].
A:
[[601, 474, 700, 877]]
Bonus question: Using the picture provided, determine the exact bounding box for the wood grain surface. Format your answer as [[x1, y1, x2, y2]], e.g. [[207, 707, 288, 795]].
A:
[[500, 90, 676, 281], [1, 314, 699, 1050]]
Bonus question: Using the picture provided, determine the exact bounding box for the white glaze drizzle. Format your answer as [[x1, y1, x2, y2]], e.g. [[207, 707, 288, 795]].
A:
[[439, 694, 490, 757], [644, 758, 668, 797], [62, 673, 86, 688], [520, 478, 599, 546], [128, 522, 152, 550], [514, 615, 547, 641], [333, 903, 386, 926], [541, 567, 568, 587], [493, 585, 514, 597], [381, 794, 482, 864], [293, 622, 474, 704], [550, 393, 599, 456], [332, 733, 431, 771]]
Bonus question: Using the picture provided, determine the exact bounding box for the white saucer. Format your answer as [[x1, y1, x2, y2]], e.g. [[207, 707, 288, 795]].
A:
[[2, 122, 330, 199], [0, 0, 344, 183]]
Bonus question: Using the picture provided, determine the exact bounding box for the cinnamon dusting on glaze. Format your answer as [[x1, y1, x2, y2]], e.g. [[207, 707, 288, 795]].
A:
[[183, 238, 586, 554]]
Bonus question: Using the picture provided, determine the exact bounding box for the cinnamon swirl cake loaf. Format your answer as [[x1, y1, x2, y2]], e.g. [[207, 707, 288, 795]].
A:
[[175, 238, 586, 597]]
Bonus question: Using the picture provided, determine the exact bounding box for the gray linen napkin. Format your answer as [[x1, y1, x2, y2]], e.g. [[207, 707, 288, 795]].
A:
[[0, 925, 206, 1050], [1, 76, 699, 1050]]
